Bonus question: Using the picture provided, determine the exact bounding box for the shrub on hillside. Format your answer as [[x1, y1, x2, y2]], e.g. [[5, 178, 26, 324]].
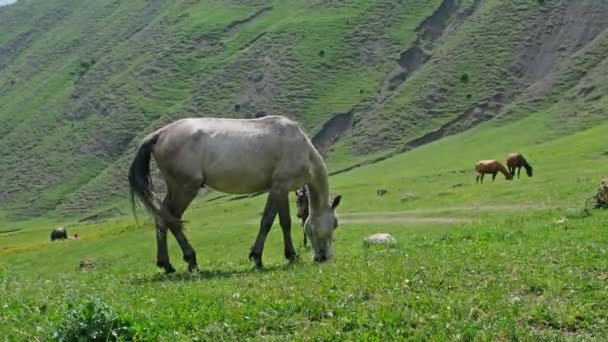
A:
[[594, 178, 608, 208]]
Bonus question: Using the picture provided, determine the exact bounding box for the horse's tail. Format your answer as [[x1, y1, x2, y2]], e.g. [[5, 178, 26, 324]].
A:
[[128, 131, 180, 226]]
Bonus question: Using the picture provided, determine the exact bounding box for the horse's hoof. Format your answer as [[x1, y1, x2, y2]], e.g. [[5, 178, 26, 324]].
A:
[[286, 252, 299, 262], [188, 265, 199, 273], [248, 250, 260, 262], [158, 261, 175, 274]]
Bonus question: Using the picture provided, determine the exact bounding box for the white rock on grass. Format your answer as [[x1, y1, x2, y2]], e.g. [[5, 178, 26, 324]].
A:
[[364, 233, 397, 246]]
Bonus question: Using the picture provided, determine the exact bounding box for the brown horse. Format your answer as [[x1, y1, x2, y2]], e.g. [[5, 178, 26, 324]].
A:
[[475, 160, 513, 184], [295, 187, 309, 246], [129, 115, 342, 273], [506, 153, 533, 178]]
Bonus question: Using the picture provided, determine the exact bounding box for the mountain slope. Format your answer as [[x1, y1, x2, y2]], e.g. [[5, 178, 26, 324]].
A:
[[0, 0, 607, 221]]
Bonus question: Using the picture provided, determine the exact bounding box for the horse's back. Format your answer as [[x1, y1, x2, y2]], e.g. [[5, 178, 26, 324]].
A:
[[154, 116, 313, 193], [476, 159, 499, 172], [506, 153, 522, 166]]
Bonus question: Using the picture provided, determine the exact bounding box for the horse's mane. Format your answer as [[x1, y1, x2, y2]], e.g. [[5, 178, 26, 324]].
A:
[[496, 162, 511, 177]]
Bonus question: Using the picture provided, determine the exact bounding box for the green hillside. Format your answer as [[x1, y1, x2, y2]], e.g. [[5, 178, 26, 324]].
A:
[[2, 0, 608, 339], [1, 0, 608, 221]]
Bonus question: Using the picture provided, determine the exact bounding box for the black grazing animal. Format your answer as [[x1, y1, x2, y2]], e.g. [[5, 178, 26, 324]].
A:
[[506, 153, 533, 178], [50, 227, 68, 241], [295, 187, 309, 246]]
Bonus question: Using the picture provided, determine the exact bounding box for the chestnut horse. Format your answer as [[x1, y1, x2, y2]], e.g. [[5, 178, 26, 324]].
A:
[[129, 115, 341, 273], [506, 153, 533, 178], [295, 187, 309, 246], [475, 160, 513, 184]]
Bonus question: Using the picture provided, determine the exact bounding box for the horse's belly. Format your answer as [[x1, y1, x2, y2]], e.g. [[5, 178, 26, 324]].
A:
[[203, 166, 273, 194]]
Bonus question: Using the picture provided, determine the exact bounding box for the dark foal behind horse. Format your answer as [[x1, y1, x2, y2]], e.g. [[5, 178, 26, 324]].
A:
[[506, 153, 533, 178], [295, 187, 309, 246]]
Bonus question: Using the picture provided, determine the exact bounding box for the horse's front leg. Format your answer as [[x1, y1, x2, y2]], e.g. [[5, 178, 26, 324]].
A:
[[276, 191, 298, 262], [492, 172, 497, 182], [480, 173, 485, 184], [303, 218, 308, 246], [249, 192, 278, 268], [517, 167, 521, 179]]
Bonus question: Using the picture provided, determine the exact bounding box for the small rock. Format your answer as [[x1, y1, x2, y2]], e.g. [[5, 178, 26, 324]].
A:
[[250, 70, 264, 83], [364, 233, 397, 246], [452, 183, 465, 188], [79, 259, 95, 271], [376, 189, 388, 196], [555, 218, 567, 225], [401, 193, 416, 202]]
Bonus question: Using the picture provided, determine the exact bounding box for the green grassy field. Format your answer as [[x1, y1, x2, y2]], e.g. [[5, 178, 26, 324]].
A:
[[1, 106, 607, 340]]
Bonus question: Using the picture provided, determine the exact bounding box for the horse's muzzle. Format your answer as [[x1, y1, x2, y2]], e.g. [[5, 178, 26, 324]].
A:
[[313, 254, 329, 263]]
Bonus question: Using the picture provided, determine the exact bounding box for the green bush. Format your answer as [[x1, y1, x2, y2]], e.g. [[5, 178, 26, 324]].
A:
[[50, 299, 134, 341]]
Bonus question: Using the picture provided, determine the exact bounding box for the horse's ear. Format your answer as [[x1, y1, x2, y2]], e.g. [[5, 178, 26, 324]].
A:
[[331, 195, 342, 210]]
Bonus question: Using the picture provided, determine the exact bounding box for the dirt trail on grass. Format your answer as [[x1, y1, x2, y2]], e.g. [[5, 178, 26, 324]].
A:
[[246, 203, 562, 226], [340, 203, 562, 217], [335, 203, 562, 225], [341, 216, 472, 225]]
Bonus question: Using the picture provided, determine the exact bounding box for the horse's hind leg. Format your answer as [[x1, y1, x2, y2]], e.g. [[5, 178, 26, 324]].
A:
[[276, 191, 297, 262], [155, 221, 175, 273], [164, 184, 200, 272], [249, 192, 279, 268]]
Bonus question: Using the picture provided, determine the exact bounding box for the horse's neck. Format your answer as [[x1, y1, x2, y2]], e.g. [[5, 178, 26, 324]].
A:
[[498, 164, 510, 177], [306, 149, 330, 214]]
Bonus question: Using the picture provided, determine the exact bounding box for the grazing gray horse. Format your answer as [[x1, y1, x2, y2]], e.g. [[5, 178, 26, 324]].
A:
[[128, 115, 341, 273]]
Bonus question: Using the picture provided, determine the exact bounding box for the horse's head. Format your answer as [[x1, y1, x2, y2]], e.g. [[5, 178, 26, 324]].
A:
[[295, 188, 308, 219], [526, 166, 533, 177], [305, 195, 341, 262]]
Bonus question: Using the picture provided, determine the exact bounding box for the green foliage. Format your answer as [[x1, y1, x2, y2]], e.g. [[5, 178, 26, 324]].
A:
[[51, 299, 134, 341], [460, 73, 469, 83]]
